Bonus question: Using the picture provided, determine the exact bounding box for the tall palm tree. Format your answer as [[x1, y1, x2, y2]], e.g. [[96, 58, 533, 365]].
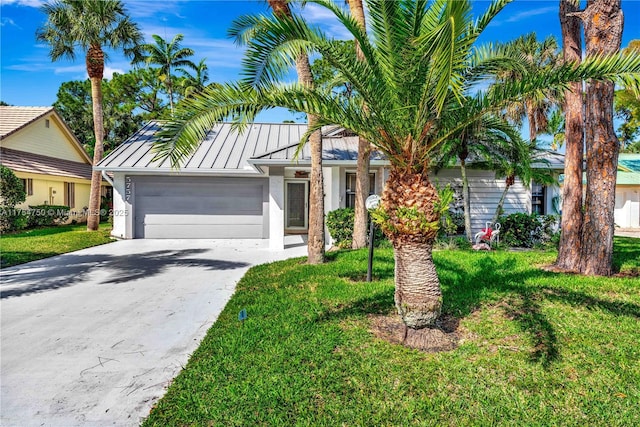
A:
[[236, 0, 325, 264], [155, 0, 640, 330], [37, 0, 143, 231], [139, 34, 197, 114], [347, 0, 371, 249], [500, 33, 562, 143], [179, 58, 210, 99]]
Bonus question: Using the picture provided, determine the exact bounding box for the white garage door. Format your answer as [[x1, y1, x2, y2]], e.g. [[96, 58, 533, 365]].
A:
[[133, 176, 268, 238]]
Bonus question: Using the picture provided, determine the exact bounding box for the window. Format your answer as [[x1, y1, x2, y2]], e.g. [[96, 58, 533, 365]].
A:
[[45, 119, 50, 128], [21, 178, 33, 196], [531, 182, 546, 215], [345, 172, 375, 209], [64, 182, 75, 208]]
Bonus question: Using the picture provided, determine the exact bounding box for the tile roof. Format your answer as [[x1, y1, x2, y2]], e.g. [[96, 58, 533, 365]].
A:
[[0, 147, 93, 181], [0, 106, 54, 139]]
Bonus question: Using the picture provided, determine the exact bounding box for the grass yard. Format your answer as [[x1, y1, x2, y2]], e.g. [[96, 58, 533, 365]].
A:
[[144, 237, 639, 426], [0, 223, 114, 268]]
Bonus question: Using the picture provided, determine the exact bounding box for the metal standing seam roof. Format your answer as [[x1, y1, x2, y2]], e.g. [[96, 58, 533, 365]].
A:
[[96, 122, 388, 173], [617, 153, 640, 185]]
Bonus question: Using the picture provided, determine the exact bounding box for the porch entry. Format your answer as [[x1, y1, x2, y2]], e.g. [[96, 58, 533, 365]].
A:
[[285, 180, 309, 230]]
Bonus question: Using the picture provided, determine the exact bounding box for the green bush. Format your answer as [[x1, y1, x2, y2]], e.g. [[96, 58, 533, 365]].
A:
[[0, 207, 29, 232], [27, 205, 70, 228], [326, 208, 385, 249], [0, 165, 26, 208], [499, 212, 558, 248]]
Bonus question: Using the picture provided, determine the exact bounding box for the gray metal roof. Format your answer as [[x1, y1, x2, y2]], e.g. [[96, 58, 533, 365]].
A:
[[96, 122, 388, 174], [96, 122, 309, 174]]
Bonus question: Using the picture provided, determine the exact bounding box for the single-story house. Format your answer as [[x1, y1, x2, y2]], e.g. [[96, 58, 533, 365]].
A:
[[615, 153, 640, 229], [0, 106, 103, 221], [96, 122, 562, 249]]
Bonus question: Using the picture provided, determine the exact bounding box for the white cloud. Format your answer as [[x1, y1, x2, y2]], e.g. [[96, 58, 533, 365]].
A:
[[1, 17, 20, 28], [295, 3, 354, 40], [0, 0, 45, 7], [492, 6, 557, 26]]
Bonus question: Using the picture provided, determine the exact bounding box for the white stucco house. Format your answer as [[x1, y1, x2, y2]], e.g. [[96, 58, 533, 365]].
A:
[[96, 122, 562, 249]]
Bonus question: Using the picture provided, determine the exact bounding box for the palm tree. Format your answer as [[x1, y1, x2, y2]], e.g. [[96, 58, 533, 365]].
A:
[[500, 33, 562, 143], [347, 0, 371, 250], [37, 0, 143, 231], [434, 101, 525, 241], [155, 0, 640, 330], [233, 0, 325, 264], [179, 58, 210, 99], [139, 34, 197, 114], [544, 109, 565, 151]]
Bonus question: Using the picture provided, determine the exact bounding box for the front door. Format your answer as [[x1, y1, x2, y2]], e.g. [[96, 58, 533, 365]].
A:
[[286, 181, 308, 230]]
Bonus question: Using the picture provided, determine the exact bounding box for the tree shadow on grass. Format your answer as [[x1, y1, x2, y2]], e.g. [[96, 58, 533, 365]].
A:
[[612, 236, 640, 274], [319, 251, 640, 368]]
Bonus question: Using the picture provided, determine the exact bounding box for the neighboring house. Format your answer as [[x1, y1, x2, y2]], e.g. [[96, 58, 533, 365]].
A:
[[97, 122, 562, 249], [615, 153, 640, 229], [0, 106, 98, 221]]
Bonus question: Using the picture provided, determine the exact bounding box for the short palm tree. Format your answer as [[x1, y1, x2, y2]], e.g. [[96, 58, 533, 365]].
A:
[[138, 34, 197, 114], [155, 0, 640, 330], [434, 99, 525, 241], [37, 0, 143, 231]]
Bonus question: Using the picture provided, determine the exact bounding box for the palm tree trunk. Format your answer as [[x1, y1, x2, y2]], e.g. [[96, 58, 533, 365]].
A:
[[556, 0, 584, 272], [381, 170, 441, 328], [349, 0, 370, 250], [526, 102, 537, 143], [394, 241, 441, 328], [268, 0, 324, 263], [579, 0, 622, 276], [460, 159, 472, 241], [352, 138, 370, 248], [86, 45, 105, 231], [491, 181, 511, 225]]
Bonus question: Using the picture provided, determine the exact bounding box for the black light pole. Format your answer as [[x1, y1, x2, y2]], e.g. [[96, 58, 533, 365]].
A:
[[367, 218, 375, 282], [365, 195, 381, 283]]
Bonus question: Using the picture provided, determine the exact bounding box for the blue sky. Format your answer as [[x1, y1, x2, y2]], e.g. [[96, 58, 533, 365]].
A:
[[1, 0, 639, 123]]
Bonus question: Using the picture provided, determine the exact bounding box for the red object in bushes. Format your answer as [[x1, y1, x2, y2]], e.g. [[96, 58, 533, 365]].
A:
[[481, 227, 493, 240]]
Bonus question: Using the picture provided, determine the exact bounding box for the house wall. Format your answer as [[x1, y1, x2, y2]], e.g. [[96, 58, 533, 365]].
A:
[[1, 114, 88, 163], [12, 171, 91, 220], [615, 186, 640, 228]]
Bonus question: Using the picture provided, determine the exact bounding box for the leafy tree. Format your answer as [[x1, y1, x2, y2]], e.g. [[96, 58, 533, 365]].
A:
[[543, 108, 566, 151], [155, 0, 640, 330], [37, 0, 143, 231], [54, 73, 144, 156], [614, 40, 640, 147], [138, 34, 197, 114], [0, 165, 26, 207]]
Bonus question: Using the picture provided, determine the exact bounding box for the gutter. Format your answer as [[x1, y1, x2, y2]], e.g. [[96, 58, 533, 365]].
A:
[[101, 170, 115, 186]]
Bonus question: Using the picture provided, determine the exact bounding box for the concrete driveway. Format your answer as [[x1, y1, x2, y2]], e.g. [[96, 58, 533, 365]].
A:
[[1, 238, 307, 426]]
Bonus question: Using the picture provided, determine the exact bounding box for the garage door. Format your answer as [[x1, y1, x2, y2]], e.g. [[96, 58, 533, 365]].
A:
[[133, 176, 268, 238]]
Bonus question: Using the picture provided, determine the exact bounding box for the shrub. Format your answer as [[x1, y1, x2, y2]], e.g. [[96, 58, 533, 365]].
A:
[[27, 205, 70, 228], [0, 207, 29, 232], [499, 212, 559, 248], [326, 208, 385, 249], [0, 165, 26, 208]]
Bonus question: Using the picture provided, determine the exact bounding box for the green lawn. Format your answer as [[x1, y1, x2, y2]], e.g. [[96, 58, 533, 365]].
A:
[[0, 224, 114, 268], [144, 237, 639, 426]]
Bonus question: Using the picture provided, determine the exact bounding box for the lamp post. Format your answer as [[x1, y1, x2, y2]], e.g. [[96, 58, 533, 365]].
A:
[[365, 195, 381, 282]]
